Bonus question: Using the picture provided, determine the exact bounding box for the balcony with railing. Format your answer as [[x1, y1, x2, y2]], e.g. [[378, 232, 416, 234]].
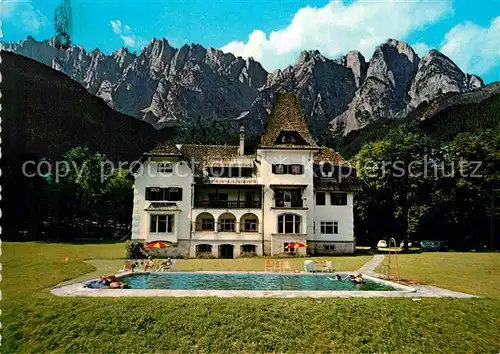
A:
[[273, 199, 303, 208], [272, 187, 305, 208], [193, 200, 262, 209], [193, 185, 262, 209]]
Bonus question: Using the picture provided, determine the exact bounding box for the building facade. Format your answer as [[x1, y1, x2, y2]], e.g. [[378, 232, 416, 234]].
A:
[[130, 93, 360, 258]]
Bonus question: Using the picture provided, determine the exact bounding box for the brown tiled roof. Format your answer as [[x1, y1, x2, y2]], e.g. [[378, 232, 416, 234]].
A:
[[313, 147, 349, 165], [148, 141, 182, 156], [314, 178, 362, 192], [179, 144, 239, 161], [260, 92, 318, 148], [179, 144, 241, 173]]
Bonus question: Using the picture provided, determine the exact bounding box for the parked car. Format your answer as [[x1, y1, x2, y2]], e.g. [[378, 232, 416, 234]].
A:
[[377, 240, 387, 248], [400, 241, 413, 248], [421, 240, 447, 252]]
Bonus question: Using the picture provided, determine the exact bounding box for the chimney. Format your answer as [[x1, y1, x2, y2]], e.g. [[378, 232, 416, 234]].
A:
[[238, 124, 245, 156]]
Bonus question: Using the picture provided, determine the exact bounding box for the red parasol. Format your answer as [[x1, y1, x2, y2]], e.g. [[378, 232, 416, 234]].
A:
[[286, 242, 307, 249], [146, 241, 170, 249]]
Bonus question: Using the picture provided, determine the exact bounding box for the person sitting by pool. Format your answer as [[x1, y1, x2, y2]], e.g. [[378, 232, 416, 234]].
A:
[[97, 274, 128, 289], [98, 274, 119, 285], [143, 257, 155, 272], [108, 281, 128, 289], [136, 259, 145, 271], [132, 260, 140, 272], [97, 276, 110, 285], [158, 258, 172, 272]]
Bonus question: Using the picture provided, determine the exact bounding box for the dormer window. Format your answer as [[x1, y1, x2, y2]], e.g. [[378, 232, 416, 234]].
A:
[[322, 163, 333, 177], [158, 162, 173, 173], [281, 134, 296, 143], [275, 131, 307, 146]]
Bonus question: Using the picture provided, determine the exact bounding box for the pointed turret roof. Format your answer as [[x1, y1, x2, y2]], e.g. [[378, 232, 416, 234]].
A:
[[260, 92, 317, 148]]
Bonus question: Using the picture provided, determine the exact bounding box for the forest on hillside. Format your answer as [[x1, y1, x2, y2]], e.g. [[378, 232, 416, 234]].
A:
[[334, 84, 500, 159]]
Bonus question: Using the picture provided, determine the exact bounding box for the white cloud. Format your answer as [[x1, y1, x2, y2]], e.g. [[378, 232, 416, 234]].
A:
[[110, 20, 122, 34], [3, 0, 48, 32], [110, 20, 148, 49], [412, 42, 432, 57], [440, 17, 500, 76], [221, 0, 452, 71]]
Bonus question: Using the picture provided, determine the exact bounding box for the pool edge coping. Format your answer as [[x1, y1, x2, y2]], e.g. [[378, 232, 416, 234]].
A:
[[49, 270, 478, 298]]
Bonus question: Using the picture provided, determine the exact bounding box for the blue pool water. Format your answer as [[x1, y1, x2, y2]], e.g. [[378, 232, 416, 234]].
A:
[[119, 272, 396, 291]]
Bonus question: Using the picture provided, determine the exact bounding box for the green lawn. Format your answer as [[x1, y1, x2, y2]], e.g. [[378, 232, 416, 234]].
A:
[[3, 242, 500, 353], [171, 255, 370, 272], [376, 252, 500, 298]]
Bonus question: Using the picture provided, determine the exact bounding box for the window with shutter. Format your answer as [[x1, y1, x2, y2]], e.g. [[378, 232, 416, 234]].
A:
[[146, 187, 182, 201], [272, 164, 285, 174], [290, 164, 303, 175], [272, 164, 303, 175], [316, 192, 326, 206], [146, 187, 163, 201], [331, 193, 347, 205], [169, 187, 182, 201]]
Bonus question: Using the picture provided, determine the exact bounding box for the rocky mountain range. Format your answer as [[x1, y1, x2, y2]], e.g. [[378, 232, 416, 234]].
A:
[[3, 36, 484, 137]]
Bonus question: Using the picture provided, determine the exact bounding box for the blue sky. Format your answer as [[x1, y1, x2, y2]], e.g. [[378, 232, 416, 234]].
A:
[[3, 0, 499, 82]]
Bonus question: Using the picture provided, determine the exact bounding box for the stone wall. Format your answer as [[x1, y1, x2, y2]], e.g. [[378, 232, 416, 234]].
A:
[[308, 240, 355, 254]]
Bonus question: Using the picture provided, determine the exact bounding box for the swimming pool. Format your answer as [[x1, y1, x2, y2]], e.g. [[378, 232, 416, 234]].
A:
[[118, 272, 397, 291]]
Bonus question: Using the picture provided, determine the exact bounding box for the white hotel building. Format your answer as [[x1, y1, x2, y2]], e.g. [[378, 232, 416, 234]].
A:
[[130, 93, 360, 258]]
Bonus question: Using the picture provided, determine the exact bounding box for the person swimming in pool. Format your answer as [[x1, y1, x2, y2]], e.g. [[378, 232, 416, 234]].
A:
[[350, 273, 365, 284]]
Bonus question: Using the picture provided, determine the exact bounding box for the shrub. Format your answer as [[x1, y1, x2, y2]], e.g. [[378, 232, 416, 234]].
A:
[[196, 252, 216, 259], [239, 251, 258, 258], [125, 240, 146, 259]]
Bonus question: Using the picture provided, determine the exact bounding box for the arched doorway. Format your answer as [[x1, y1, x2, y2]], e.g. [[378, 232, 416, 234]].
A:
[[219, 244, 234, 259]]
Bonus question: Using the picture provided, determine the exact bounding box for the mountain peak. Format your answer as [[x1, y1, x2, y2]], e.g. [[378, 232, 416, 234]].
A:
[[113, 47, 131, 56], [409, 46, 484, 108], [3, 35, 483, 139], [297, 50, 325, 65]]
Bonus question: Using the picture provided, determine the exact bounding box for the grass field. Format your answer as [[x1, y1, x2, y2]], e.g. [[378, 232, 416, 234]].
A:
[[3, 242, 500, 353], [376, 253, 500, 298]]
